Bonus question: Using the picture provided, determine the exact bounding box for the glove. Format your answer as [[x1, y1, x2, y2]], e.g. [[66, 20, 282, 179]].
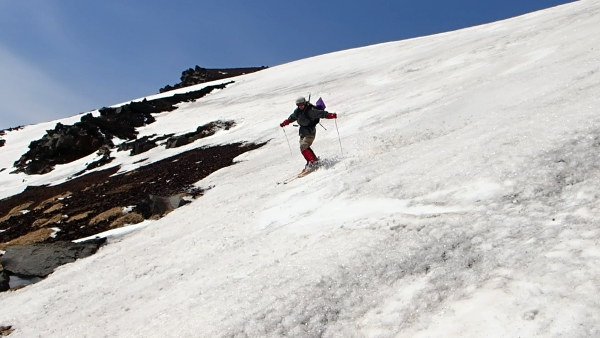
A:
[[280, 119, 290, 127], [327, 113, 337, 119]]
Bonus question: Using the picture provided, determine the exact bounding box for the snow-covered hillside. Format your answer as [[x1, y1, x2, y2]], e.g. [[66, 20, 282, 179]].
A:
[[1, 0, 600, 336]]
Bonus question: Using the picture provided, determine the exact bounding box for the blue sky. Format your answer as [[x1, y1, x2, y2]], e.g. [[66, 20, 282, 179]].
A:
[[0, 0, 575, 129]]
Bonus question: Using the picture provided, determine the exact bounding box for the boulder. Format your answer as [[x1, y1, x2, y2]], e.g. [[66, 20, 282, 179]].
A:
[[117, 134, 174, 156], [165, 120, 235, 149], [136, 194, 187, 218], [1, 238, 106, 278]]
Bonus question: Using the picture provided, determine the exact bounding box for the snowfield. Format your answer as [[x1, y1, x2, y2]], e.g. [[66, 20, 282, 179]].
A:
[[1, 0, 599, 336]]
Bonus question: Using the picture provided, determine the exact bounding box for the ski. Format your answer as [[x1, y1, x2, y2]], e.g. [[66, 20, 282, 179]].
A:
[[277, 158, 339, 185], [277, 172, 300, 185], [278, 174, 300, 185], [297, 169, 314, 178], [277, 168, 316, 185]]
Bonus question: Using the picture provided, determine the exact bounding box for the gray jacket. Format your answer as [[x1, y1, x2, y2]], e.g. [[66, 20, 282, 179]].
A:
[[287, 104, 329, 137]]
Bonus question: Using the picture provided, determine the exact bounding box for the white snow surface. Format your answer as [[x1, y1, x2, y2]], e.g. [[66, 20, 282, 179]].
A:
[[1, 1, 600, 336]]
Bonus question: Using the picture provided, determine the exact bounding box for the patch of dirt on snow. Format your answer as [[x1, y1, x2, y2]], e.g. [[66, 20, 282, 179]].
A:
[[0, 142, 265, 246]]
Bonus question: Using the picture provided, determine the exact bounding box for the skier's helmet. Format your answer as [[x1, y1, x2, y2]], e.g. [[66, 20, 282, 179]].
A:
[[295, 97, 307, 106]]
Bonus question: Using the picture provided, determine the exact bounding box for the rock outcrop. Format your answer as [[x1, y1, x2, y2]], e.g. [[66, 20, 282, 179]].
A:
[[159, 66, 266, 93], [1, 238, 106, 278], [12, 81, 234, 175]]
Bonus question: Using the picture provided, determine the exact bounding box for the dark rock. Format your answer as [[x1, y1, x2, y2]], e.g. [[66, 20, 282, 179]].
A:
[[159, 66, 267, 93], [12, 82, 234, 175], [96, 101, 159, 138], [136, 194, 187, 218], [12, 122, 112, 175], [1, 126, 24, 149], [165, 136, 190, 149], [81, 145, 115, 173], [130, 137, 158, 155], [165, 120, 235, 149], [117, 134, 173, 156], [196, 120, 235, 137], [118, 135, 156, 155], [0, 325, 14, 336], [0, 268, 9, 292], [1, 238, 106, 278]]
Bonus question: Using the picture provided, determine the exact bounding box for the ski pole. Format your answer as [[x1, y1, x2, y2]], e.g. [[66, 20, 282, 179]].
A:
[[282, 127, 293, 156], [334, 118, 343, 156]]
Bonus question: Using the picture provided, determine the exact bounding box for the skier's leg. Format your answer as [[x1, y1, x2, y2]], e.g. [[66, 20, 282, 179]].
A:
[[299, 135, 315, 152], [299, 135, 318, 168]]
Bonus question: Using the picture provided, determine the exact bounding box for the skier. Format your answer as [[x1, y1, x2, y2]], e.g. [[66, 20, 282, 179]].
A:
[[280, 96, 337, 171]]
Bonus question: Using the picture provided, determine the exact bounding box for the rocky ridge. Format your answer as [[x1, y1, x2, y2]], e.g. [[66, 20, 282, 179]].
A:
[[159, 65, 267, 93], [0, 66, 267, 294]]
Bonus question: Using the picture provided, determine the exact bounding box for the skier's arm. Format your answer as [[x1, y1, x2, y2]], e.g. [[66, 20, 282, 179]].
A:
[[310, 108, 337, 119], [280, 111, 298, 127], [287, 110, 299, 122]]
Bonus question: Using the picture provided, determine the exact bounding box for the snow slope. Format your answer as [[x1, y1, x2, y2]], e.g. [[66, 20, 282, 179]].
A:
[[1, 0, 600, 336]]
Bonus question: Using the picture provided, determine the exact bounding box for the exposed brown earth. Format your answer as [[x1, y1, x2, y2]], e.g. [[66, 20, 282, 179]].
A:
[[0, 141, 264, 248]]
